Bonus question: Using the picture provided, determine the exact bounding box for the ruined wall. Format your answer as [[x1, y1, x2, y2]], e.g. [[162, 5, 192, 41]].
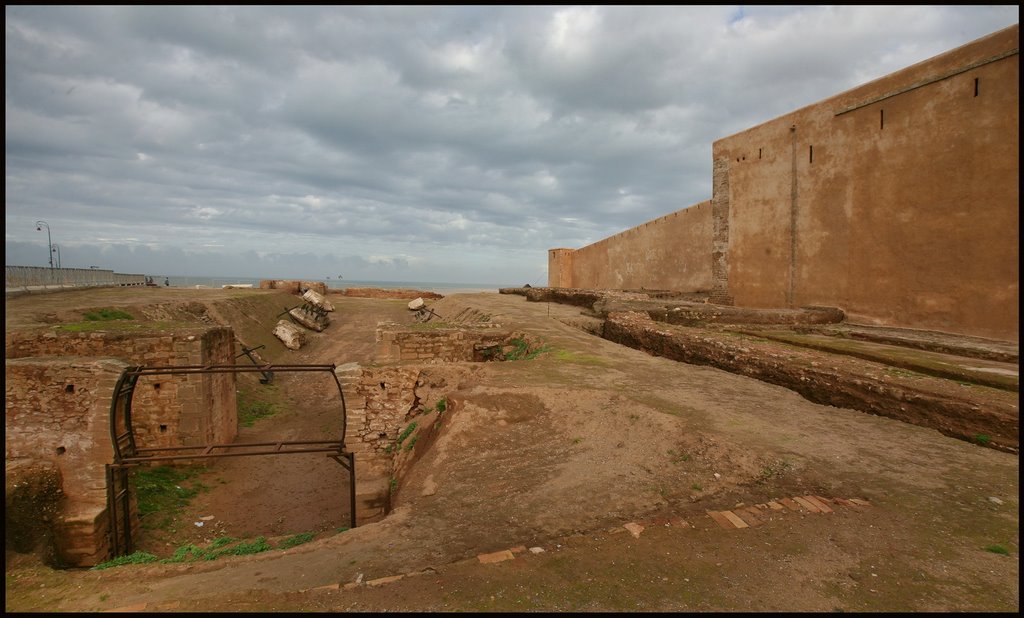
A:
[[550, 203, 714, 292], [258, 279, 327, 295], [548, 25, 1018, 340], [547, 249, 576, 288], [375, 323, 518, 363], [5, 326, 238, 448], [714, 25, 1018, 340], [336, 287, 444, 300], [5, 358, 131, 566]]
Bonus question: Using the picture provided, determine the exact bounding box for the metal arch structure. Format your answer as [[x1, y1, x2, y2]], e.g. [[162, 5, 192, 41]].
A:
[[105, 363, 355, 558]]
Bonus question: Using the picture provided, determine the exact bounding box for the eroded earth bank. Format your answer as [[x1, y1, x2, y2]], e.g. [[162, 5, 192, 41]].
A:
[[4, 287, 1019, 612]]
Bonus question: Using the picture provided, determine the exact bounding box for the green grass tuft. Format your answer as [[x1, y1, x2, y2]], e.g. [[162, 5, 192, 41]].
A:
[[83, 308, 134, 321], [92, 551, 159, 570], [279, 532, 315, 549]]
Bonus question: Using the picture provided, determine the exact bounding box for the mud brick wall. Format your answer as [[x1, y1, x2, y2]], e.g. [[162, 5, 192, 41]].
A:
[[547, 25, 1019, 340], [376, 324, 519, 363], [340, 366, 421, 523], [336, 287, 444, 300], [5, 357, 133, 567], [259, 279, 327, 295], [5, 326, 237, 448]]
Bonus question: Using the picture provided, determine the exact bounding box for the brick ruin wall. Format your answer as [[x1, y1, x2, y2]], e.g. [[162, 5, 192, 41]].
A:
[[6, 327, 238, 448], [336, 288, 444, 300], [549, 25, 1019, 341], [548, 201, 714, 294], [4, 326, 238, 566], [376, 324, 521, 363], [6, 358, 130, 567], [258, 279, 327, 295]]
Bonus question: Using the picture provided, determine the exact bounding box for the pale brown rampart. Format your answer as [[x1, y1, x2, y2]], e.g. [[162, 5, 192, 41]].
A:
[[551, 25, 1019, 341], [4, 326, 238, 566]]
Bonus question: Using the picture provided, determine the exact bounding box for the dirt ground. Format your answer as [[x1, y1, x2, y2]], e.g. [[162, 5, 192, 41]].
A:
[[4, 289, 1019, 612]]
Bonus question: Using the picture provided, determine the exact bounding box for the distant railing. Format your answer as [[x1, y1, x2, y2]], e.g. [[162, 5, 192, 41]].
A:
[[5, 265, 147, 292]]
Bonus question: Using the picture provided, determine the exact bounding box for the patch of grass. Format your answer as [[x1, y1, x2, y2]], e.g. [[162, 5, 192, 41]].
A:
[[984, 544, 1010, 556], [206, 536, 271, 559], [390, 477, 397, 491], [503, 337, 552, 361], [335, 527, 350, 534], [973, 434, 992, 446], [667, 449, 691, 463], [884, 367, 922, 379], [83, 308, 134, 321], [238, 400, 276, 427], [552, 349, 609, 366], [132, 465, 208, 531], [92, 551, 159, 570], [163, 543, 207, 563], [758, 460, 792, 481], [279, 532, 315, 549], [397, 422, 418, 446], [405, 435, 419, 451], [436, 397, 447, 413], [691, 483, 703, 491], [209, 536, 238, 549]]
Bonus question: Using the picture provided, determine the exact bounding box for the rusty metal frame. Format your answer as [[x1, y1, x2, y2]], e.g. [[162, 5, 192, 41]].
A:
[[106, 363, 355, 558]]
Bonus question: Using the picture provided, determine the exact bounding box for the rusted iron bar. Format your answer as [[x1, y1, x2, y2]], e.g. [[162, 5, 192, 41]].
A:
[[115, 445, 346, 464]]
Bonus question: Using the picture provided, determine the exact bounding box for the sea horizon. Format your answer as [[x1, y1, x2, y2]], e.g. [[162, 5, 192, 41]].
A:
[[161, 275, 512, 295]]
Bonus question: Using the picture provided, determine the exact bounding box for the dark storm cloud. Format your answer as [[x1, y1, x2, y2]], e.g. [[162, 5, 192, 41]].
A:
[[5, 5, 1018, 283]]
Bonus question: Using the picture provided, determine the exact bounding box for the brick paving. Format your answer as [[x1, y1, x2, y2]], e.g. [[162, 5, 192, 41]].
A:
[[285, 495, 873, 597]]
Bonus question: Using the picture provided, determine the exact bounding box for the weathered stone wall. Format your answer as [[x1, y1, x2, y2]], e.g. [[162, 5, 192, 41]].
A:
[[5, 358, 133, 566], [336, 287, 444, 300], [258, 279, 327, 295], [547, 249, 576, 288], [5, 326, 238, 448], [339, 363, 465, 524], [713, 25, 1019, 341], [376, 324, 520, 363], [549, 203, 713, 293], [548, 25, 1019, 341]]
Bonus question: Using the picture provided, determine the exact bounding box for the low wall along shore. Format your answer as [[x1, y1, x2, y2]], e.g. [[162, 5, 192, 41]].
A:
[[5, 266, 146, 294]]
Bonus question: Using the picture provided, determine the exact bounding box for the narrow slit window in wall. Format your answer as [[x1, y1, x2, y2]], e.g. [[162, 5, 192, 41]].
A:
[[809, 145, 813, 163], [974, 77, 979, 97], [758, 148, 762, 159], [880, 109, 884, 129], [65, 384, 74, 393]]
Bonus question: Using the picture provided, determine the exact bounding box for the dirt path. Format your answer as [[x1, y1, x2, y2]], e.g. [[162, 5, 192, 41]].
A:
[[4, 292, 1019, 612]]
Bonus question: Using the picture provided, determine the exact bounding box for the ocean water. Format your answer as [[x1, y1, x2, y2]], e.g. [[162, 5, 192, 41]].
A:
[[163, 276, 507, 296]]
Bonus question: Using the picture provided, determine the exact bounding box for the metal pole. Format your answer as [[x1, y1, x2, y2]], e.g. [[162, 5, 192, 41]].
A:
[[52, 245, 61, 269], [35, 221, 53, 269]]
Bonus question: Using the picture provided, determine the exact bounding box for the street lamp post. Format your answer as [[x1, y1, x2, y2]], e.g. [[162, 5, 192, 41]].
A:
[[35, 221, 53, 269], [52, 244, 62, 269]]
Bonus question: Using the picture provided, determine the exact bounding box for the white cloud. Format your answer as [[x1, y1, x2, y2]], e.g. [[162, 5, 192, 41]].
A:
[[4, 6, 1018, 283]]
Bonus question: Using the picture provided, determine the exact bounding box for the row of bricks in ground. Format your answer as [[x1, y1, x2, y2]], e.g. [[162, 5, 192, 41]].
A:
[[707, 496, 872, 530], [186, 495, 871, 604]]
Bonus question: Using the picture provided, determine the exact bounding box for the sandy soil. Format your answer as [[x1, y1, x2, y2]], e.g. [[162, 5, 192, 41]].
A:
[[4, 290, 1019, 612]]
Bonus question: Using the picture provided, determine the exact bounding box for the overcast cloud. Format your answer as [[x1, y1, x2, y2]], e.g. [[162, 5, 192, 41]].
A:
[[5, 5, 1018, 285]]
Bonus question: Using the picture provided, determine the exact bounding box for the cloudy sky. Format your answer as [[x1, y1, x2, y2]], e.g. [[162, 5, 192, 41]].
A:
[[5, 6, 1018, 285]]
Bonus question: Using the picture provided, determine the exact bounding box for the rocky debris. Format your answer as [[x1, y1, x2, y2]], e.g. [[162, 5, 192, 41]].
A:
[[273, 320, 307, 350], [602, 310, 1019, 452], [408, 298, 425, 311], [288, 305, 329, 332], [339, 288, 443, 300], [302, 289, 335, 312]]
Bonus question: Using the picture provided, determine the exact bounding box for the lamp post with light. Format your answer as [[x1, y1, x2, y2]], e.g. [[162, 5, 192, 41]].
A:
[[52, 244, 62, 269], [35, 221, 53, 269]]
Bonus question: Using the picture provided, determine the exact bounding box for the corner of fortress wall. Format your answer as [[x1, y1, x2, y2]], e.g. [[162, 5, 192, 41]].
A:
[[548, 24, 1019, 341]]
